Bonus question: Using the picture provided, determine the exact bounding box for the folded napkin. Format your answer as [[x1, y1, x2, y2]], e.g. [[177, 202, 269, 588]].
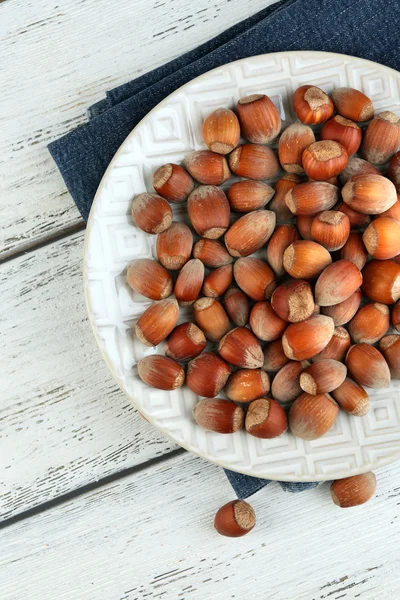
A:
[[49, 0, 399, 498]]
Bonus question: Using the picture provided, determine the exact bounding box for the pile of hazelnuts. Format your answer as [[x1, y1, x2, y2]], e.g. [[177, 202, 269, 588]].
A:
[[128, 85, 400, 535]]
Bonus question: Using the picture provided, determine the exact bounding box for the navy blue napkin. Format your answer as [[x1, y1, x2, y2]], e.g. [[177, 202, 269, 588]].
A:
[[48, 0, 398, 498]]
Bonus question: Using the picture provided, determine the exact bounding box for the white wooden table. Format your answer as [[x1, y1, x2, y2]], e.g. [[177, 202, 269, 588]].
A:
[[1, 1, 399, 598]]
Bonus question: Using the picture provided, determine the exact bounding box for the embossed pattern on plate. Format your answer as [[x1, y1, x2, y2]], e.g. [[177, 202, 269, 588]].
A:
[[84, 52, 400, 481]]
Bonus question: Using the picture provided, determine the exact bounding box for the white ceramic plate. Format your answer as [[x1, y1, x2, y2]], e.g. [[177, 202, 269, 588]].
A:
[[84, 51, 400, 481]]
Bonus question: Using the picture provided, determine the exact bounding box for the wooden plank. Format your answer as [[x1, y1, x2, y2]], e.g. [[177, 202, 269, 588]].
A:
[[0, 230, 179, 522], [1, 451, 399, 600], [0, 0, 275, 259]]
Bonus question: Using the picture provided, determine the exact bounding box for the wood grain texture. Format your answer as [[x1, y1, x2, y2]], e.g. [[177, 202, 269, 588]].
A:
[[1, 451, 399, 600], [0, 0, 274, 259], [0, 230, 179, 522]]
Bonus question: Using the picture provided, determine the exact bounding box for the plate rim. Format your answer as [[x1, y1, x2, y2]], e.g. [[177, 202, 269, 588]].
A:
[[83, 50, 400, 481]]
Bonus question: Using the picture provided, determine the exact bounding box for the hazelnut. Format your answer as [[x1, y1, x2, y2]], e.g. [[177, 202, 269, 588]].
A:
[[362, 259, 400, 304], [214, 500, 256, 537], [202, 265, 233, 298], [283, 240, 332, 279], [311, 210, 350, 251], [225, 210, 276, 257], [331, 87, 374, 122], [339, 231, 368, 270], [249, 301, 287, 341], [237, 94, 281, 143], [348, 303, 390, 344], [193, 398, 244, 434], [362, 111, 400, 164], [218, 327, 264, 369], [156, 222, 193, 270], [271, 280, 315, 323], [302, 140, 348, 181], [363, 217, 400, 259], [266, 225, 301, 277], [321, 290, 362, 326], [289, 392, 339, 440], [233, 257, 276, 301], [187, 185, 230, 239], [165, 322, 206, 362], [285, 181, 339, 215], [225, 369, 270, 403], [184, 150, 230, 185], [282, 315, 335, 361], [228, 144, 280, 180], [293, 85, 334, 124], [202, 107, 240, 154], [223, 287, 249, 327], [278, 122, 315, 173], [174, 258, 205, 306], [314, 259, 363, 307], [137, 355, 185, 391], [342, 174, 397, 215], [193, 297, 230, 342], [320, 115, 362, 156], [346, 344, 390, 389], [227, 180, 275, 213], [135, 298, 179, 347], [127, 258, 172, 301], [186, 352, 231, 398], [153, 163, 194, 202], [330, 473, 376, 508], [245, 398, 288, 438], [193, 239, 233, 268], [331, 378, 370, 416], [131, 192, 172, 234], [300, 359, 347, 395]]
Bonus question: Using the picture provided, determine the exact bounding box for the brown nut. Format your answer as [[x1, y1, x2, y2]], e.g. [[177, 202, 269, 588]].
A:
[[214, 500, 256, 538], [289, 392, 339, 440], [226, 180, 275, 213], [283, 240, 332, 279], [321, 290, 362, 326], [392, 301, 400, 332], [363, 217, 400, 259], [193, 297, 230, 342], [218, 326, 264, 369], [271, 280, 315, 323], [237, 94, 281, 143], [378, 335, 400, 379], [249, 301, 287, 341], [282, 315, 335, 361], [263, 339, 290, 373], [165, 322, 206, 362], [193, 398, 244, 433], [225, 369, 270, 403], [296, 214, 314, 240], [335, 201, 372, 230], [300, 359, 347, 395], [339, 231, 369, 270], [271, 360, 305, 404], [330, 473, 376, 508], [131, 192, 172, 234], [127, 258, 173, 300], [348, 303, 390, 344], [266, 225, 301, 277], [184, 150, 230, 185], [388, 151, 400, 191], [311, 210, 350, 251], [278, 122, 315, 173], [174, 258, 205, 306], [320, 115, 362, 157], [202, 107, 240, 154], [186, 352, 231, 397], [331, 378, 370, 416], [315, 259, 363, 307], [313, 326, 351, 363], [234, 257, 276, 301], [137, 355, 185, 391], [346, 344, 390, 388], [379, 197, 400, 221], [302, 140, 348, 181], [285, 181, 339, 216], [135, 298, 179, 347], [228, 144, 280, 180], [202, 265, 233, 298], [331, 87, 374, 122], [269, 174, 302, 223], [245, 398, 288, 438], [342, 174, 397, 215], [293, 85, 334, 124], [187, 185, 230, 239], [153, 163, 194, 202], [193, 239, 233, 268], [224, 210, 276, 257], [339, 157, 381, 185], [362, 259, 400, 304], [223, 287, 249, 327], [362, 111, 400, 164], [156, 222, 193, 270]]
